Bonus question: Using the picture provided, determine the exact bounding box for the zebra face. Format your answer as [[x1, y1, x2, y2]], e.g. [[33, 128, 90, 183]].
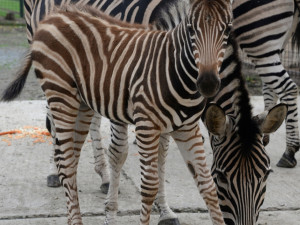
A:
[[211, 133, 271, 225], [189, 0, 232, 97], [205, 103, 287, 225]]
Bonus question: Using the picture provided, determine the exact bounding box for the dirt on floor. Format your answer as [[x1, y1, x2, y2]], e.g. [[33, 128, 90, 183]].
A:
[[0, 26, 262, 101]]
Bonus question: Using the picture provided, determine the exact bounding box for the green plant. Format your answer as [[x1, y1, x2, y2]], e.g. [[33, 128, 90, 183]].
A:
[[0, 0, 21, 18]]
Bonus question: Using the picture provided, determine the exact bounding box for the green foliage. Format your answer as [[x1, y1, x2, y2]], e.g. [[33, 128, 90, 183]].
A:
[[0, 0, 21, 18]]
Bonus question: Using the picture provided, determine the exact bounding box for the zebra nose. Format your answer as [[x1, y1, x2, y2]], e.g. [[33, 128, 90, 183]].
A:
[[196, 71, 220, 98]]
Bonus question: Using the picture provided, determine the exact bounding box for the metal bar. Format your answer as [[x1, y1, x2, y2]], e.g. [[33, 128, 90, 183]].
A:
[[20, 0, 24, 18]]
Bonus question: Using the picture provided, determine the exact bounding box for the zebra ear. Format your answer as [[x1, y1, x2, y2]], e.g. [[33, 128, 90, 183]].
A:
[[204, 103, 227, 136], [253, 103, 287, 134]]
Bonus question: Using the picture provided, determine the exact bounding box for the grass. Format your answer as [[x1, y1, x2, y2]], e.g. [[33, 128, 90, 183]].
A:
[[0, 0, 21, 18]]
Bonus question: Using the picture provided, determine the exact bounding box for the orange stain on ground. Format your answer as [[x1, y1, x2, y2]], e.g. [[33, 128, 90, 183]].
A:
[[0, 126, 51, 146]]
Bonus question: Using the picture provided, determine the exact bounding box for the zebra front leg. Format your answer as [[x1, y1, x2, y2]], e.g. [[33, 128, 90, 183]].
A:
[[135, 128, 160, 225], [89, 113, 110, 194], [155, 134, 180, 225], [104, 122, 129, 225], [51, 100, 93, 225], [171, 124, 225, 225]]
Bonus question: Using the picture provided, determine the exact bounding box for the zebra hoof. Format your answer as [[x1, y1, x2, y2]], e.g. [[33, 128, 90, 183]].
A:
[[158, 218, 180, 225], [133, 139, 137, 145], [276, 152, 297, 168], [100, 183, 110, 194], [47, 174, 61, 187]]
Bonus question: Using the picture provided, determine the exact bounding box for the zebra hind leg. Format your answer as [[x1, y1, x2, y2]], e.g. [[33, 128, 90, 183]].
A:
[[256, 58, 300, 168], [51, 100, 93, 225], [90, 113, 110, 194], [45, 107, 61, 188], [277, 145, 299, 168], [261, 85, 299, 167], [276, 80, 299, 168]]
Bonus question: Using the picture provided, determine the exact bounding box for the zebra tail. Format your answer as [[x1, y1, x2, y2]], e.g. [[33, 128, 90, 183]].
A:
[[1, 49, 32, 102]]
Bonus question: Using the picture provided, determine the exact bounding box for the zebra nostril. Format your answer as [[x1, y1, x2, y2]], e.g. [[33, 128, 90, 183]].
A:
[[197, 71, 220, 98]]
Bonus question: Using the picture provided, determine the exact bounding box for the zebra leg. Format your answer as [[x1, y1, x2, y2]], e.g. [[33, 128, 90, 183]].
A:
[[46, 107, 61, 188], [134, 128, 160, 225], [256, 57, 300, 168], [171, 124, 225, 225], [89, 114, 110, 194], [104, 122, 129, 225], [155, 134, 180, 225], [51, 100, 93, 225]]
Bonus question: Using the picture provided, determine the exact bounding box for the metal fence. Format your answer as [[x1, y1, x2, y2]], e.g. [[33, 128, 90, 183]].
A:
[[281, 39, 300, 86], [0, 0, 23, 19]]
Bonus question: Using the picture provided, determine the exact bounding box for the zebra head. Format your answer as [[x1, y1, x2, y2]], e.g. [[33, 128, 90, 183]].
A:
[[204, 103, 287, 225], [188, 0, 232, 97]]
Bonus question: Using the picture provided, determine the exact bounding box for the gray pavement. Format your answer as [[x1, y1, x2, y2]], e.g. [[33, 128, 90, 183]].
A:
[[0, 97, 300, 225]]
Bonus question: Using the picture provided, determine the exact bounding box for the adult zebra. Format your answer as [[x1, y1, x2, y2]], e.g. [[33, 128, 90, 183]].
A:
[[2, 1, 234, 224]]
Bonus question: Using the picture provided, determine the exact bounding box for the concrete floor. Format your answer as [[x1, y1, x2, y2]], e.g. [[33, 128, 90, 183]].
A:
[[0, 97, 299, 225]]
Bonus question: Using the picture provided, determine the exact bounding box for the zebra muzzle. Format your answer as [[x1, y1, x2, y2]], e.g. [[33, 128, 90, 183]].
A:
[[196, 71, 221, 98]]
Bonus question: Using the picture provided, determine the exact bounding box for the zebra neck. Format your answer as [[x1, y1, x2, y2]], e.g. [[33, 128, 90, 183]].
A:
[[167, 19, 199, 92]]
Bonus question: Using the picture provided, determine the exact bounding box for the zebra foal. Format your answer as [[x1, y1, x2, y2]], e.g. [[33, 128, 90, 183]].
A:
[[2, 0, 233, 224]]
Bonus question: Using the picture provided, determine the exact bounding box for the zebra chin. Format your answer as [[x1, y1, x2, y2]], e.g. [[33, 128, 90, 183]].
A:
[[196, 71, 221, 98]]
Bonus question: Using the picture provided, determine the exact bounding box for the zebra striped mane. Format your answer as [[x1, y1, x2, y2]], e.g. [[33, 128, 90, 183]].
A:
[[219, 34, 260, 156], [149, 0, 189, 30]]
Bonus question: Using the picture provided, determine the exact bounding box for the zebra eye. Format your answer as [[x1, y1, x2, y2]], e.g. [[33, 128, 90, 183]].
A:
[[224, 23, 232, 36], [189, 27, 195, 36]]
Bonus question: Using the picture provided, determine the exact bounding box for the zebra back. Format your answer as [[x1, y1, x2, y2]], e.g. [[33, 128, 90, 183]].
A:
[[26, 0, 189, 43]]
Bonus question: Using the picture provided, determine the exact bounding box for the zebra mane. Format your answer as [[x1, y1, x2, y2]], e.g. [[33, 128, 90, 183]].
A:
[[150, 0, 189, 30], [219, 34, 260, 156]]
